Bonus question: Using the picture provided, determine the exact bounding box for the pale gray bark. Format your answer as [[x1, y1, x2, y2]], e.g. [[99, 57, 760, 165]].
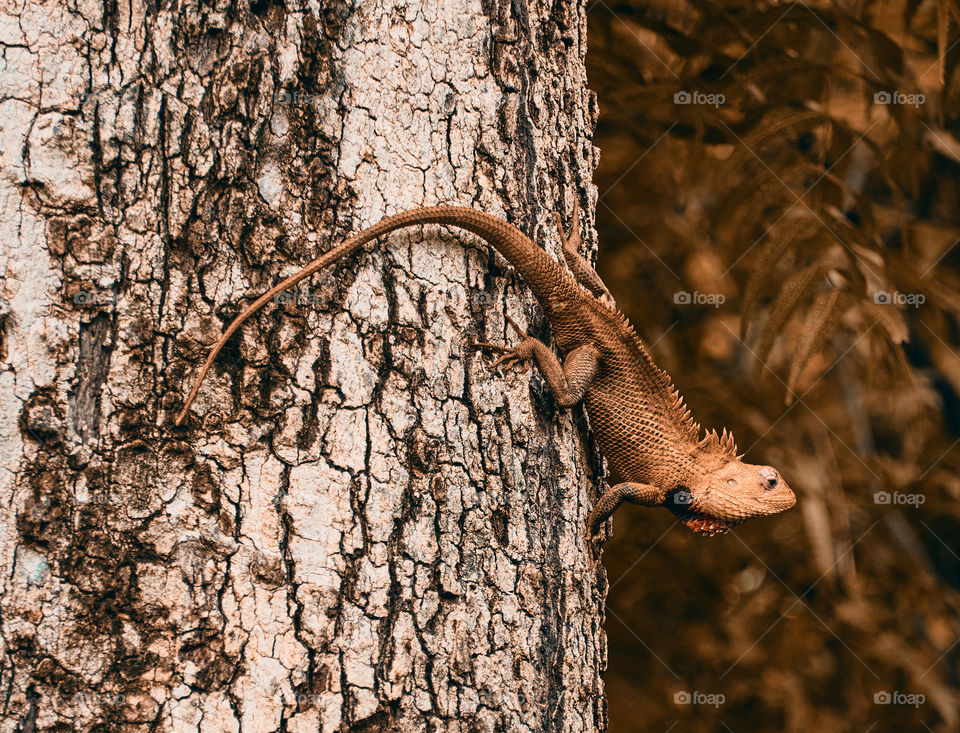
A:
[[0, 1, 606, 731]]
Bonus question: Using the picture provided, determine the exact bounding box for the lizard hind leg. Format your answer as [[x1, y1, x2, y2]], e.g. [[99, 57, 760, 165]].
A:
[[553, 202, 616, 308], [473, 316, 600, 408]]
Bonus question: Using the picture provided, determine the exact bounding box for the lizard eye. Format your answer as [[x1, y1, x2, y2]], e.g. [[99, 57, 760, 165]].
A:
[[760, 468, 779, 490], [727, 479, 738, 487]]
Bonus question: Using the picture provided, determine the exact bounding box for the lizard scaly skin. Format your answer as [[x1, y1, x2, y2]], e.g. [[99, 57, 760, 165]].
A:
[[174, 204, 797, 538]]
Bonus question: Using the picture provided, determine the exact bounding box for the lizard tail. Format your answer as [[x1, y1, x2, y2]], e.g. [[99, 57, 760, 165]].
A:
[[173, 205, 570, 426]]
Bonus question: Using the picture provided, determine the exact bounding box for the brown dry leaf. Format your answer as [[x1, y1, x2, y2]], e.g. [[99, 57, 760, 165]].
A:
[[937, 0, 960, 85], [753, 264, 829, 375], [741, 220, 821, 335], [786, 289, 848, 401]]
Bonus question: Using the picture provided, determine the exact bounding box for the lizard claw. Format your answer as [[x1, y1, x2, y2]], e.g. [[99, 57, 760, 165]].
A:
[[504, 314, 526, 338], [554, 200, 581, 254], [489, 350, 532, 372], [471, 315, 525, 352], [585, 521, 599, 544], [473, 316, 533, 373], [585, 528, 603, 570]]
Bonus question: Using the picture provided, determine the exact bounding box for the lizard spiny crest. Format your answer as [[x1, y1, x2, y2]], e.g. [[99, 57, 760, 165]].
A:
[[697, 427, 739, 459]]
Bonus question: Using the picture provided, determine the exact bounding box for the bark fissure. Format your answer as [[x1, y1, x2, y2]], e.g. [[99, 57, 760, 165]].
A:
[[71, 313, 115, 445]]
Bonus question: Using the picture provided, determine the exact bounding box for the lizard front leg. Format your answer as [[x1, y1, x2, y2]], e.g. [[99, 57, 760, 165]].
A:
[[554, 201, 616, 309], [475, 317, 600, 407], [588, 482, 665, 539]]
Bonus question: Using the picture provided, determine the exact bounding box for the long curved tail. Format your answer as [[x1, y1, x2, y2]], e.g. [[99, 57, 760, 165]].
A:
[[174, 205, 571, 425]]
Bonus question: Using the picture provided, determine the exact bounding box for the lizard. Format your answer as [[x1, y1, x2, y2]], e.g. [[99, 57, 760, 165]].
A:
[[173, 203, 797, 539]]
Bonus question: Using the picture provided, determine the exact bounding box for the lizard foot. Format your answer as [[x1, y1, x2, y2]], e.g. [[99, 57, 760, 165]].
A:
[[472, 316, 534, 373], [553, 199, 581, 256], [585, 521, 606, 546], [585, 527, 604, 569]]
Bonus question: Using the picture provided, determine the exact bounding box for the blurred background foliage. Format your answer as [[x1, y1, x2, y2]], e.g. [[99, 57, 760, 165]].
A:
[[586, 1, 960, 730]]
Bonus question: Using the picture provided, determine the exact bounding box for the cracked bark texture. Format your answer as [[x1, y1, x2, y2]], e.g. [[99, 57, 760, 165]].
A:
[[0, 1, 606, 731]]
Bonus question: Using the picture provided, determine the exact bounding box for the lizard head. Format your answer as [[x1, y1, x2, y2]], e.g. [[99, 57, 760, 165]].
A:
[[666, 430, 797, 536]]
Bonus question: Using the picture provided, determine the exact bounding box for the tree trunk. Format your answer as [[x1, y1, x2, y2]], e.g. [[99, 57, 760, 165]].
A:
[[0, 1, 605, 731]]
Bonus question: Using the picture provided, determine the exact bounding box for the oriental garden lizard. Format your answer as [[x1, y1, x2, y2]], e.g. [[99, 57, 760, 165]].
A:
[[174, 204, 796, 539]]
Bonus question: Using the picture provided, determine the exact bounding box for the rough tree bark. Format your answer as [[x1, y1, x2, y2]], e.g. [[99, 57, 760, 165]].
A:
[[0, 1, 606, 731]]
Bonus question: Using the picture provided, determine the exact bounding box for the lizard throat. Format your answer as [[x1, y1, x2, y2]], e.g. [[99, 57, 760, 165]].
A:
[[679, 513, 736, 536], [669, 502, 742, 536]]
